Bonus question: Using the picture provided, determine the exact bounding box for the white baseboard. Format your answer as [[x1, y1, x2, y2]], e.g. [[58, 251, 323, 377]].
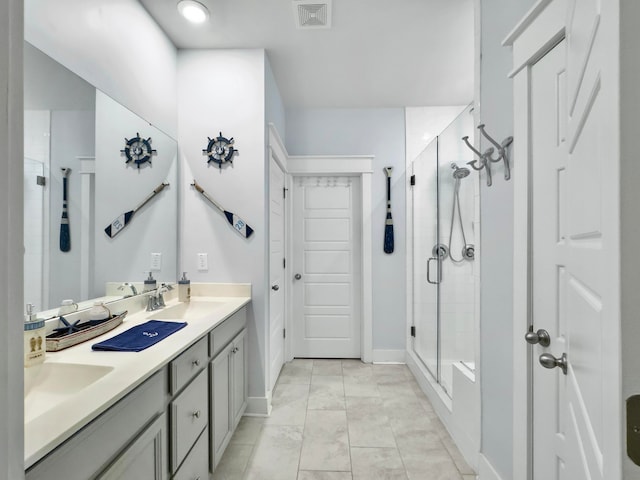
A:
[[372, 349, 406, 363], [245, 396, 271, 416], [478, 454, 503, 480]]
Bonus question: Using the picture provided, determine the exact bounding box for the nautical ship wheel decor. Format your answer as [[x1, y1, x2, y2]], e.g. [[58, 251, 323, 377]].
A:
[[203, 132, 238, 169], [121, 133, 157, 168]]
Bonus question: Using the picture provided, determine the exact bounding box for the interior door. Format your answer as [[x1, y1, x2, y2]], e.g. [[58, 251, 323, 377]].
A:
[[269, 156, 286, 390], [292, 176, 361, 358], [531, 32, 615, 479]]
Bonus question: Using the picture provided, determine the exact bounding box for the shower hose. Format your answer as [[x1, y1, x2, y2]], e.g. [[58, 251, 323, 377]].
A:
[[448, 178, 467, 263]]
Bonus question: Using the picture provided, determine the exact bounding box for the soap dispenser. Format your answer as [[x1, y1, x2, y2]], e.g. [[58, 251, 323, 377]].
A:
[[143, 272, 157, 292], [178, 272, 191, 302], [24, 303, 45, 367]]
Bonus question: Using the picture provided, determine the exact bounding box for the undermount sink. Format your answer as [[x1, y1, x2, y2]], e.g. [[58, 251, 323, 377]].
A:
[[148, 300, 226, 321], [25, 362, 114, 423]]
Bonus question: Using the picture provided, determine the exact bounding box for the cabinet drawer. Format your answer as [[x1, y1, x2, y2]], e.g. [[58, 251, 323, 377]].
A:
[[171, 369, 208, 473], [172, 427, 208, 480], [170, 336, 208, 395], [209, 307, 246, 357]]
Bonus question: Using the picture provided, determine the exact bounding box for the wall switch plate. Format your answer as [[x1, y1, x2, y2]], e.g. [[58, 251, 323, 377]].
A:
[[150, 253, 162, 270], [197, 253, 208, 271]]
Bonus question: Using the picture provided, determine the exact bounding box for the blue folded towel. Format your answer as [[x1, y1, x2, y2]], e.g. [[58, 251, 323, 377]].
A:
[[92, 320, 187, 352]]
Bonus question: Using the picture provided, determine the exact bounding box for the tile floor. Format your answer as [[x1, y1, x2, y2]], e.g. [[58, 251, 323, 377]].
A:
[[213, 359, 477, 480]]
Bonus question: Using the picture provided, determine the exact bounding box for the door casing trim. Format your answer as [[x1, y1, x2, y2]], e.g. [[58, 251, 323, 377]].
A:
[[503, 1, 566, 479], [268, 124, 373, 364]]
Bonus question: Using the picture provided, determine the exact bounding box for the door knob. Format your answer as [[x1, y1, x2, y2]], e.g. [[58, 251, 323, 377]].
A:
[[539, 352, 568, 375], [271, 285, 279, 291], [524, 328, 551, 347], [294, 273, 302, 280]]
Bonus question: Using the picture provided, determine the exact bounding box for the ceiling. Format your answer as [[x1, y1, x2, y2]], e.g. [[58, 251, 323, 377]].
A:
[[139, 0, 475, 109]]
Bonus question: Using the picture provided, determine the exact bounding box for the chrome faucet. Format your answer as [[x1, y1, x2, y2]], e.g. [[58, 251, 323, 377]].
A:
[[146, 284, 173, 311], [117, 282, 138, 297]]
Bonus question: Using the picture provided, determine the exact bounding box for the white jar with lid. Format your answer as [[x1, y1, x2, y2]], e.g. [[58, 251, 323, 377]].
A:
[[89, 301, 110, 321], [58, 299, 78, 316]]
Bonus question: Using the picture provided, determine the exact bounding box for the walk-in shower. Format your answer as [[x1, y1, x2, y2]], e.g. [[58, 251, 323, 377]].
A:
[[411, 105, 476, 397]]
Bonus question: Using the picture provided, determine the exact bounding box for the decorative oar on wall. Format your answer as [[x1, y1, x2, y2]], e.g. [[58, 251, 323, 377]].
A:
[[191, 179, 254, 238], [104, 182, 169, 238], [384, 167, 394, 254], [60, 167, 71, 252]]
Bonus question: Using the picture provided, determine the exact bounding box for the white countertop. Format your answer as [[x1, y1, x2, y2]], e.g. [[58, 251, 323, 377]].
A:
[[24, 284, 251, 469]]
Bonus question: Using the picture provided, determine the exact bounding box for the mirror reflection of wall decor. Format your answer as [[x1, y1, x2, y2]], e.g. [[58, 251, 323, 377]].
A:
[[59, 167, 71, 252], [104, 182, 170, 238], [202, 131, 238, 168], [24, 42, 178, 314], [121, 133, 157, 168]]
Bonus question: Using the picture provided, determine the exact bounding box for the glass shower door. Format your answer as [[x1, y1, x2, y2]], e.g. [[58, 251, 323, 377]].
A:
[[412, 139, 439, 380], [411, 104, 476, 397], [437, 106, 475, 395]]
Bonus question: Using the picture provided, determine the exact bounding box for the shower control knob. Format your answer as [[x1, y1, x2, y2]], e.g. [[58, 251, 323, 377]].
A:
[[539, 353, 568, 375], [524, 328, 551, 347]]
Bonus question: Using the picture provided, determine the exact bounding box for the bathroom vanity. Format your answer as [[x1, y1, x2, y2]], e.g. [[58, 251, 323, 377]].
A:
[[24, 284, 251, 480]]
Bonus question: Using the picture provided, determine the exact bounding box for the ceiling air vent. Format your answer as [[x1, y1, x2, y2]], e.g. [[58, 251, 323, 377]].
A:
[[293, 0, 332, 29]]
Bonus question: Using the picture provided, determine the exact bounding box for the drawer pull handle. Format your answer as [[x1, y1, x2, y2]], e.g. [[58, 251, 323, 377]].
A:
[[192, 359, 200, 367], [192, 410, 201, 419]]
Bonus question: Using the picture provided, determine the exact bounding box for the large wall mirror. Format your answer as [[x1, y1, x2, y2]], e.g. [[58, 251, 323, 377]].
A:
[[24, 42, 178, 314]]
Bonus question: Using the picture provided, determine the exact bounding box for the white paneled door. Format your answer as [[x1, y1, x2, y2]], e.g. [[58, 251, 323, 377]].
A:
[[292, 176, 361, 358], [269, 156, 286, 391], [530, 23, 618, 479]]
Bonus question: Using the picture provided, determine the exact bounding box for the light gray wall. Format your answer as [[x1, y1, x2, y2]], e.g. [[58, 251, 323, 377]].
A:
[[93, 91, 178, 296], [178, 49, 268, 399], [24, 0, 177, 138], [285, 108, 406, 351], [478, 0, 536, 477], [24, 43, 95, 111], [0, 0, 24, 478]]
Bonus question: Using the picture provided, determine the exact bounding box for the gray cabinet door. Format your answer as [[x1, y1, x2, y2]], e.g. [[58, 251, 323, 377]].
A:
[[231, 329, 248, 428], [210, 342, 232, 469], [97, 413, 167, 480]]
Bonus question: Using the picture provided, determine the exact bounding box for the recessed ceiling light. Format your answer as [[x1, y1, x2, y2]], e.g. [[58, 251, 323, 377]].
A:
[[177, 0, 209, 24]]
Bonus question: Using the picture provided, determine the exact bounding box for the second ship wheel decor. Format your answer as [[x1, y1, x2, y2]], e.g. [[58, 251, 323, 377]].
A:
[[202, 132, 238, 169]]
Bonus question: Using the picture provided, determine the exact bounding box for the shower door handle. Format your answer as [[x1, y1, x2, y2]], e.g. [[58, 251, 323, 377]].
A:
[[427, 257, 441, 284]]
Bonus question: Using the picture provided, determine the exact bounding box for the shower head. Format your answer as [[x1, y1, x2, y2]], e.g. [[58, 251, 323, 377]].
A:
[[451, 163, 470, 179]]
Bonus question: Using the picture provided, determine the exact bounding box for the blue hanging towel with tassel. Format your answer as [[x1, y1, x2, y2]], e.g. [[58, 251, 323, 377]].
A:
[[92, 320, 187, 352]]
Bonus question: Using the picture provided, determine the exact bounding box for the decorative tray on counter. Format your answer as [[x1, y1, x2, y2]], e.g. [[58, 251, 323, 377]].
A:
[[46, 311, 128, 352]]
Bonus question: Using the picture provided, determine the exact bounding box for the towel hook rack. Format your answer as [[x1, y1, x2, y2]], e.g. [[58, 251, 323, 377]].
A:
[[462, 136, 493, 187], [477, 124, 513, 181]]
